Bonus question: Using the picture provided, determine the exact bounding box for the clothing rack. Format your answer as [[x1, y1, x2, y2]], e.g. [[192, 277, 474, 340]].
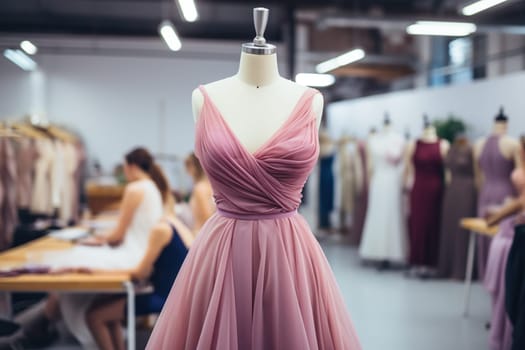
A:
[[0, 118, 87, 251]]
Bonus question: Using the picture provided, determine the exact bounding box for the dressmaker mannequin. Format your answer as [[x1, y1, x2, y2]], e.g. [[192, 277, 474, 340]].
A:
[[406, 115, 448, 273], [474, 108, 521, 187], [192, 8, 323, 153], [473, 107, 520, 279], [366, 114, 393, 179], [404, 115, 449, 185]]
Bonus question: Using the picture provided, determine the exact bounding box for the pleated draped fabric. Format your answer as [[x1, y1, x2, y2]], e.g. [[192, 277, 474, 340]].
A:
[[146, 86, 361, 350]]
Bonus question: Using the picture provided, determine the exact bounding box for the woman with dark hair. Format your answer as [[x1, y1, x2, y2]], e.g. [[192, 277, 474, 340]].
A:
[[40, 147, 167, 348], [185, 152, 215, 234]]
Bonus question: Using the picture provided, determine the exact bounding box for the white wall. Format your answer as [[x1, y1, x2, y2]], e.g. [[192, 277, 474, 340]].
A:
[[328, 71, 525, 140], [43, 53, 237, 169], [0, 58, 32, 117]]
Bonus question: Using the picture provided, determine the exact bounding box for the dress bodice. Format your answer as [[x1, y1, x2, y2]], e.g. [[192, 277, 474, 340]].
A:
[[413, 140, 443, 180], [445, 143, 474, 180], [195, 86, 319, 218], [368, 131, 405, 174], [479, 135, 515, 184]]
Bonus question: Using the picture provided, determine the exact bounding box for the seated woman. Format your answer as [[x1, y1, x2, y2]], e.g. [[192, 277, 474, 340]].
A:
[[86, 203, 193, 350], [184, 153, 215, 234], [39, 147, 169, 347]]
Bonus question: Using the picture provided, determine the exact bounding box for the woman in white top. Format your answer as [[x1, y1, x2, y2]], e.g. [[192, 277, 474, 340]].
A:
[[40, 147, 166, 348]]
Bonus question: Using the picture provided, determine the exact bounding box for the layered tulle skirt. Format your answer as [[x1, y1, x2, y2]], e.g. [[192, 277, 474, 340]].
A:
[[146, 212, 361, 349]]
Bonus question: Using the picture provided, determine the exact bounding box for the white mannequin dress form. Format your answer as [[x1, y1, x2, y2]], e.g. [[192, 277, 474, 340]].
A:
[[359, 122, 407, 263], [144, 9, 363, 350], [192, 49, 323, 149]]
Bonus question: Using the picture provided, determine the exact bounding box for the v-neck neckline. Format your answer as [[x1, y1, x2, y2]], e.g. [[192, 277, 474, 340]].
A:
[[198, 85, 312, 158]]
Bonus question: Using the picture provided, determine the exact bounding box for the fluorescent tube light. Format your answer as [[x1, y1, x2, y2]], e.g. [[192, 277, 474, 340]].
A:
[[177, 0, 199, 22], [295, 73, 335, 87], [316, 48, 365, 74], [3, 49, 37, 71], [461, 0, 509, 16], [159, 20, 182, 51], [20, 40, 38, 55], [406, 21, 477, 37]]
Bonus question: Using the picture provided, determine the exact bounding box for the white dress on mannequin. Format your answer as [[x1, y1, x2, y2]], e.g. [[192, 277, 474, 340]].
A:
[[359, 130, 407, 262]]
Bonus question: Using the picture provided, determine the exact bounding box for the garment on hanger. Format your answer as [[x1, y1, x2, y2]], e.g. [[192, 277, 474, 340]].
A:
[[30, 139, 55, 215], [336, 141, 355, 232], [351, 141, 368, 246], [478, 135, 516, 279], [507, 223, 525, 350], [437, 143, 477, 279], [146, 86, 361, 349], [485, 167, 525, 350], [485, 217, 514, 350], [14, 138, 37, 209], [359, 131, 407, 262], [409, 140, 444, 267], [319, 154, 335, 229], [0, 138, 18, 251], [59, 142, 79, 223]]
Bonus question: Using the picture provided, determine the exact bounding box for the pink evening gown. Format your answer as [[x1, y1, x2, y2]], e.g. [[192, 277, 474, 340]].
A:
[[146, 86, 361, 350]]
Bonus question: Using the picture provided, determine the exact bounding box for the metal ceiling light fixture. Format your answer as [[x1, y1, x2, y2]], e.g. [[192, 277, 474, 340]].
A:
[[315, 48, 366, 74], [177, 0, 199, 22], [406, 21, 477, 36], [461, 0, 509, 16], [159, 20, 182, 51], [20, 40, 38, 55], [3, 49, 37, 71]]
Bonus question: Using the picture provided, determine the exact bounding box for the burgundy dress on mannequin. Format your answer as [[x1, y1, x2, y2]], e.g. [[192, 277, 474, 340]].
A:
[[409, 140, 444, 267], [477, 135, 516, 279]]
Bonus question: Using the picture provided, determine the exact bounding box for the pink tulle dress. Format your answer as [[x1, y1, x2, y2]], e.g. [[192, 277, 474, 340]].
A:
[[146, 86, 361, 350]]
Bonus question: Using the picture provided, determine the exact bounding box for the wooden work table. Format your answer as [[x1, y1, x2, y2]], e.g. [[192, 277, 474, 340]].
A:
[[0, 225, 137, 350], [459, 217, 499, 317]]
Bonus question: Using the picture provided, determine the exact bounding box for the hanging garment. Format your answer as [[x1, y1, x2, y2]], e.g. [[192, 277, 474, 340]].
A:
[[30, 139, 55, 215], [478, 135, 516, 279], [0, 138, 18, 251], [484, 167, 525, 350], [351, 141, 368, 246], [335, 141, 355, 232], [319, 154, 335, 229], [359, 130, 407, 262], [437, 143, 477, 279], [409, 140, 444, 267], [506, 223, 525, 350], [15, 138, 37, 209], [485, 217, 514, 350], [59, 142, 79, 224], [45, 179, 163, 348], [146, 86, 361, 350]]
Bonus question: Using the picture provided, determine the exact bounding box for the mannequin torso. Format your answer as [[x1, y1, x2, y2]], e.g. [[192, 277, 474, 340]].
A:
[[473, 123, 521, 187], [192, 52, 323, 153], [404, 126, 449, 187], [474, 126, 520, 163]]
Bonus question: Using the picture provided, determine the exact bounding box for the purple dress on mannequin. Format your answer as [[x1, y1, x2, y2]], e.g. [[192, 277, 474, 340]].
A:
[[477, 135, 516, 279], [484, 167, 525, 350], [146, 86, 361, 350]]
